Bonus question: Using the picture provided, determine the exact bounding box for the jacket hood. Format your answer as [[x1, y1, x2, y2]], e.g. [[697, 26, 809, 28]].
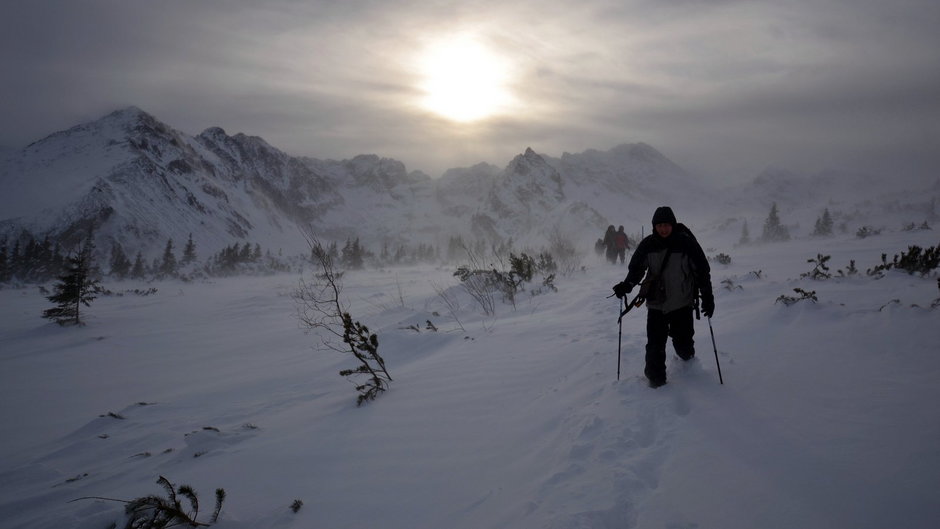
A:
[[652, 206, 677, 228]]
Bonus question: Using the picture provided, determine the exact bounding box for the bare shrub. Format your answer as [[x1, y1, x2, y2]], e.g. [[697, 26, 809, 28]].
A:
[[546, 226, 582, 276], [294, 238, 392, 406]]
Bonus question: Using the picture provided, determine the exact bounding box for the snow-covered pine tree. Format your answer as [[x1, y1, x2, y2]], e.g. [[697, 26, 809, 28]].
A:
[[9, 240, 22, 280], [0, 239, 9, 282], [238, 242, 252, 262], [813, 208, 834, 236], [159, 238, 178, 278], [109, 242, 132, 279], [42, 238, 100, 326], [36, 236, 63, 282], [341, 238, 364, 270], [182, 233, 197, 265], [761, 202, 790, 242], [131, 252, 147, 279], [9, 234, 64, 282], [380, 241, 390, 263]]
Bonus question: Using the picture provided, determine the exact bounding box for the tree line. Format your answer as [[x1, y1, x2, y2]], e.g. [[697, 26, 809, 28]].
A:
[[737, 202, 933, 246], [1, 232, 461, 286]]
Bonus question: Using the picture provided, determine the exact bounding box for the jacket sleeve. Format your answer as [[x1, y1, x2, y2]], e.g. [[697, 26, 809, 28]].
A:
[[687, 238, 713, 296]]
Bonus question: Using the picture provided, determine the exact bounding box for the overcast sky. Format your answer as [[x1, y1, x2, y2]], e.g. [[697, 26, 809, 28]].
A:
[[2, 0, 939, 183]]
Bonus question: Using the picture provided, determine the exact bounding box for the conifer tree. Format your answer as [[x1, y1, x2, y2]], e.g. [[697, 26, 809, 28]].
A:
[[10, 240, 22, 280], [394, 244, 406, 264], [33, 236, 54, 281], [0, 239, 8, 283], [341, 238, 354, 269], [42, 236, 63, 280], [239, 242, 252, 262], [342, 238, 364, 270], [182, 233, 197, 265], [160, 238, 178, 277], [42, 240, 100, 326], [131, 251, 147, 279], [50, 242, 66, 280], [813, 208, 834, 236], [761, 202, 790, 242], [21, 236, 38, 280], [380, 241, 390, 263], [110, 242, 132, 279]]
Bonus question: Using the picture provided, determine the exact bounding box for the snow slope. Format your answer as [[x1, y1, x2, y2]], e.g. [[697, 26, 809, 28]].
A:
[[0, 227, 938, 529]]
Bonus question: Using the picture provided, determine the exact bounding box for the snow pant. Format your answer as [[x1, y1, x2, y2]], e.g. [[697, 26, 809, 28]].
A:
[[644, 306, 695, 381], [616, 248, 626, 264], [606, 247, 617, 264]]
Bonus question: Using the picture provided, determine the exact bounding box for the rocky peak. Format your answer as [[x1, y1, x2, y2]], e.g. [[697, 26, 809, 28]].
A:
[[196, 126, 287, 174], [344, 154, 412, 190], [198, 126, 228, 142], [504, 147, 564, 196], [507, 147, 551, 176]]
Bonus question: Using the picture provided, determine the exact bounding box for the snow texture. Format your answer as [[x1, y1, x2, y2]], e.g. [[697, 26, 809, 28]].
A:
[[1, 226, 938, 529]]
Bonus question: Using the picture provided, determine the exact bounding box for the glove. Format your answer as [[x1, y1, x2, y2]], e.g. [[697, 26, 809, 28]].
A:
[[613, 282, 633, 299], [701, 292, 715, 318]]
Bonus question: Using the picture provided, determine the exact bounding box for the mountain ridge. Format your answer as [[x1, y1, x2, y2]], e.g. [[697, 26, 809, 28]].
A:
[[1, 107, 935, 264], [0, 107, 696, 260]]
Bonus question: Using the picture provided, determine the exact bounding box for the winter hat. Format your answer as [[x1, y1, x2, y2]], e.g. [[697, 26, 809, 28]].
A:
[[651, 206, 677, 228]]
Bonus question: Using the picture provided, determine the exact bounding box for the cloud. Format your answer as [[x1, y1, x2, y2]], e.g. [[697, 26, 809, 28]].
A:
[[1, 0, 938, 182]]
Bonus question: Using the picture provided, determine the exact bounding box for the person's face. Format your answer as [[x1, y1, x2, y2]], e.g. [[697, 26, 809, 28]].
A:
[[655, 223, 673, 238]]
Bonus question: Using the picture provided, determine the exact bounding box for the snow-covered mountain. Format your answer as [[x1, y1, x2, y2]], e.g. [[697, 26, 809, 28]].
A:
[[0, 107, 718, 261], [0, 108, 334, 260], [0, 107, 935, 264]]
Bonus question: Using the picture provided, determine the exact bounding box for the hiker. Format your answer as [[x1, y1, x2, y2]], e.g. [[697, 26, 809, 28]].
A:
[[614, 225, 629, 264], [612, 206, 714, 387], [602, 225, 617, 264]]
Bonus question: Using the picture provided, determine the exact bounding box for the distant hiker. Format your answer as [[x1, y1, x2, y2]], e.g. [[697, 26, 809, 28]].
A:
[[612, 206, 714, 388], [602, 225, 617, 264], [595, 238, 605, 256], [614, 225, 629, 264]]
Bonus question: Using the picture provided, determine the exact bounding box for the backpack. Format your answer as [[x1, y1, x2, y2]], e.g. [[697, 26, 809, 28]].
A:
[[674, 222, 698, 242]]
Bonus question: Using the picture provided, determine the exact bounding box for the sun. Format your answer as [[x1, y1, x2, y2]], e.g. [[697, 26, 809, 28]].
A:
[[417, 34, 514, 123]]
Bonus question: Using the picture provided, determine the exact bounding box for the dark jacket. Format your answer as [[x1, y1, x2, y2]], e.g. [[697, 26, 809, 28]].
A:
[[624, 225, 712, 313]]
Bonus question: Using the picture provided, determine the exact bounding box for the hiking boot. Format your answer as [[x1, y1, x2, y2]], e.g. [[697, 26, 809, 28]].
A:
[[675, 346, 695, 361], [645, 366, 667, 388]]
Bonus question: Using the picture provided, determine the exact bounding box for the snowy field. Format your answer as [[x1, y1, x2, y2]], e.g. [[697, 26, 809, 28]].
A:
[[1, 228, 938, 529]]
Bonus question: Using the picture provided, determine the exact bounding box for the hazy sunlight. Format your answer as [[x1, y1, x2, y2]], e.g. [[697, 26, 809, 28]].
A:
[[417, 34, 515, 123]]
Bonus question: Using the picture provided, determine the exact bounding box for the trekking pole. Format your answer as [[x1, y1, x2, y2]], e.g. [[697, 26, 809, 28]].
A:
[[616, 296, 623, 381], [707, 317, 724, 385], [609, 290, 645, 381]]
